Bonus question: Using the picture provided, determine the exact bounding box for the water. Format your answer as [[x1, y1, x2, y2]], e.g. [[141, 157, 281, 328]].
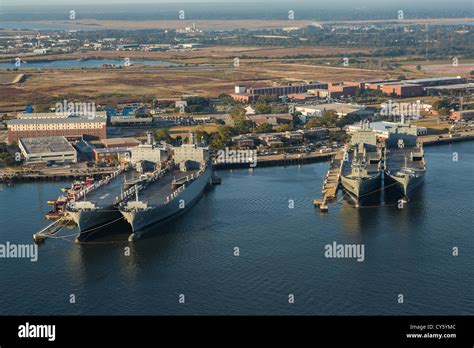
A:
[[0, 141, 472, 315], [0, 59, 176, 69]]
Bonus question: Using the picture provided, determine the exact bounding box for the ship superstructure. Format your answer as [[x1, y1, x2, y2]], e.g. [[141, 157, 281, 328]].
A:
[[384, 124, 426, 198], [340, 124, 383, 200], [119, 133, 212, 241]]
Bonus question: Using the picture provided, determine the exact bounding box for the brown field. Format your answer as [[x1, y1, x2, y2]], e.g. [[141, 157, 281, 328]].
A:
[[0, 46, 372, 62], [0, 45, 471, 113], [0, 73, 24, 84], [35, 18, 474, 30], [168, 124, 219, 138]]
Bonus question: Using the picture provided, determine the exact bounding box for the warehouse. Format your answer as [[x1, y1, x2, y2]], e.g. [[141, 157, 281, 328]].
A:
[[18, 136, 77, 165], [7, 115, 107, 144]]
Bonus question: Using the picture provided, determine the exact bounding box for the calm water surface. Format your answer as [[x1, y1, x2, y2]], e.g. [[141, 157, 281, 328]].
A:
[[0, 142, 472, 315]]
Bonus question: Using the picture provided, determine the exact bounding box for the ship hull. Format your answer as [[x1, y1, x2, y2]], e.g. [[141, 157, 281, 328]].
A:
[[341, 172, 381, 199], [68, 207, 122, 242], [121, 166, 212, 240], [384, 171, 425, 197]]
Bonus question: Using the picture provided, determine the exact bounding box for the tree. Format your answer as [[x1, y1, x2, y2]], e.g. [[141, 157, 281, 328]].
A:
[[276, 124, 292, 132], [320, 110, 338, 126], [218, 93, 234, 104], [254, 99, 272, 114], [209, 125, 235, 149], [230, 105, 246, 119], [233, 119, 253, 134], [155, 128, 171, 142], [305, 117, 321, 129], [255, 123, 273, 133], [195, 130, 210, 145], [432, 98, 451, 111]]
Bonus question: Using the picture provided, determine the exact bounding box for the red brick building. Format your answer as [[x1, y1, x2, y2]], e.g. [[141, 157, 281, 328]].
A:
[[381, 84, 424, 97]]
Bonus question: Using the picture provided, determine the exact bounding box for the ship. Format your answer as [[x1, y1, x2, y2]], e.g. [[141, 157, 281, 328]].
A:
[[384, 125, 426, 198], [119, 161, 212, 241], [119, 135, 212, 241], [340, 125, 383, 201], [66, 166, 140, 242]]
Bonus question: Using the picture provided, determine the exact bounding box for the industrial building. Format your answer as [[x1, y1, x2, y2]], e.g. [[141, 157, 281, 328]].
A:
[[7, 115, 107, 144], [426, 83, 474, 95], [381, 83, 425, 97], [18, 136, 77, 165], [295, 103, 374, 119], [231, 82, 327, 102], [346, 121, 427, 139]]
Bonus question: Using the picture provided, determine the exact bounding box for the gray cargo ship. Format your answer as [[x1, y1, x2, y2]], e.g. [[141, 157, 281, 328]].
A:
[[340, 126, 383, 200], [119, 137, 212, 241], [384, 125, 426, 198], [66, 167, 141, 242], [119, 162, 212, 241]]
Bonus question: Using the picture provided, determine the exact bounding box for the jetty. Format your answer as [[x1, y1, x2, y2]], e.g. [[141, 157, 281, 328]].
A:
[[313, 149, 345, 212]]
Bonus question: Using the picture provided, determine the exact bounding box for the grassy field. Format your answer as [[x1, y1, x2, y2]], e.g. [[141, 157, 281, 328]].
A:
[[168, 124, 219, 138], [34, 18, 474, 30], [0, 45, 472, 112]]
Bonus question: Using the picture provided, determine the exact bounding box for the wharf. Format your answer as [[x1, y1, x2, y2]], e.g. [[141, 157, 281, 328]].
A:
[[213, 151, 335, 169], [313, 150, 345, 212]]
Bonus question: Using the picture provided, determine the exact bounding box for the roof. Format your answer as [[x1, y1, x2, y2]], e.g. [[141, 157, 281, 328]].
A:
[[426, 83, 474, 90], [101, 137, 140, 147], [404, 77, 464, 84], [19, 136, 76, 154], [297, 103, 367, 114], [7, 116, 106, 125], [17, 112, 107, 119], [93, 147, 129, 154]]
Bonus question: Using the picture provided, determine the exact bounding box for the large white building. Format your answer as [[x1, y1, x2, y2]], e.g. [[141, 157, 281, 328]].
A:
[[296, 103, 373, 119], [19, 136, 77, 165], [346, 121, 427, 139]]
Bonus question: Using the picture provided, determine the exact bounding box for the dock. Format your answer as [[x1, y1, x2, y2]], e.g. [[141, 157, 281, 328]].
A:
[[313, 150, 345, 212]]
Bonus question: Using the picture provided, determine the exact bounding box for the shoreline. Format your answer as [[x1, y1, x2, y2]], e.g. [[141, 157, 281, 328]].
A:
[[1, 135, 472, 182]]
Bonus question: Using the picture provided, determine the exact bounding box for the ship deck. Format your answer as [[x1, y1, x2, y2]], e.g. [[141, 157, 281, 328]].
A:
[[85, 170, 138, 206], [385, 147, 425, 171], [135, 169, 200, 205], [342, 148, 381, 177]]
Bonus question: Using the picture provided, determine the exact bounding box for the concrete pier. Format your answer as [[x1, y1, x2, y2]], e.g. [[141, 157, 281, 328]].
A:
[[313, 150, 344, 212]]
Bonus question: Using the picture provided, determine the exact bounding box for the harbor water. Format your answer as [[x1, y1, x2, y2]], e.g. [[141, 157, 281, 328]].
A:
[[0, 141, 472, 315]]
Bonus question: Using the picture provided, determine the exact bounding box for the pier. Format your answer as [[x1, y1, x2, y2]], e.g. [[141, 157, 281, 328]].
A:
[[313, 149, 345, 212], [213, 151, 335, 169]]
